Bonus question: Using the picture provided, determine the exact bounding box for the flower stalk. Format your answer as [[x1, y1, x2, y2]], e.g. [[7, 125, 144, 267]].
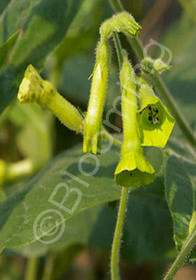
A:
[[111, 187, 129, 280]]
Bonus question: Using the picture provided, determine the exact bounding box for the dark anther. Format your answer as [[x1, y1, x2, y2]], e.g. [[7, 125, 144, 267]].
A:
[[148, 105, 152, 111], [148, 116, 152, 121], [154, 108, 159, 114]]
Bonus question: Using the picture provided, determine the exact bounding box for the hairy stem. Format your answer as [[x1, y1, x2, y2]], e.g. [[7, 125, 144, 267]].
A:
[[109, 0, 196, 146], [111, 187, 129, 280], [164, 231, 196, 280], [113, 32, 123, 67]]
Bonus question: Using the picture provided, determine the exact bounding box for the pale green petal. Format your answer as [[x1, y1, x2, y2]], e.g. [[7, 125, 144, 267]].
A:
[[137, 80, 175, 148], [114, 147, 155, 187]]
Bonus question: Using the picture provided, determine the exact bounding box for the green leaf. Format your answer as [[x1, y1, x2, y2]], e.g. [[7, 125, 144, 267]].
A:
[[0, 142, 174, 264], [0, 0, 83, 113], [0, 32, 19, 69], [0, 145, 174, 264], [165, 154, 196, 254], [0, 144, 121, 251], [0, 0, 11, 15], [10, 174, 173, 265]]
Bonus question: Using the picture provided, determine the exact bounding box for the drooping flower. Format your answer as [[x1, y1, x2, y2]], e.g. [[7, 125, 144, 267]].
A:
[[137, 78, 175, 148], [114, 52, 155, 187]]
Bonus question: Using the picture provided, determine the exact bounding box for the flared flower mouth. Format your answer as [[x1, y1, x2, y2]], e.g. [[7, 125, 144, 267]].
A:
[[137, 81, 175, 148], [114, 147, 155, 187], [18, 65, 44, 104]]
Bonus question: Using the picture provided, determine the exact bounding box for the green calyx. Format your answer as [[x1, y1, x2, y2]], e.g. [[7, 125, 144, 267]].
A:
[[142, 57, 171, 74], [83, 39, 110, 154], [18, 65, 56, 107], [114, 52, 155, 188], [137, 78, 175, 148], [18, 65, 44, 104], [100, 12, 141, 40], [113, 12, 141, 37]]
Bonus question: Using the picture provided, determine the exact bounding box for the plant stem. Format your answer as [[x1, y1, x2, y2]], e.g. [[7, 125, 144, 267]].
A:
[[111, 187, 129, 280], [25, 257, 38, 280], [102, 127, 122, 147], [109, 0, 196, 147], [109, 0, 123, 13], [113, 32, 123, 67], [42, 254, 54, 280], [164, 231, 196, 280]]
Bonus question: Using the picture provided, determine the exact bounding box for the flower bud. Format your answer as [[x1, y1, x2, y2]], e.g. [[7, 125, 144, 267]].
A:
[[18, 65, 83, 133], [137, 78, 175, 148], [113, 12, 141, 38], [142, 57, 170, 74], [114, 52, 155, 187], [100, 12, 141, 40], [83, 39, 110, 154]]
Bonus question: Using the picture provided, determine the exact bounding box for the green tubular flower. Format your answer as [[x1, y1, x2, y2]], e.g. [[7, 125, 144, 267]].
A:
[[18, 65, 83, 133], [137, 78, 175, 148], [100, 12, 141, 40], [83, 39, 110, 154], [114, 52, 155, 188]]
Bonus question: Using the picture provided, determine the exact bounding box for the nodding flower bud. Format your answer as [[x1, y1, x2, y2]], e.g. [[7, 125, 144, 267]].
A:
[[100, 12, 141, 40], [114, 52, 155, 188], [137, 78, 175, 148], [83, 39, 110, 154], [142, 57, 171, 74], [18, 65, 83, 133]]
